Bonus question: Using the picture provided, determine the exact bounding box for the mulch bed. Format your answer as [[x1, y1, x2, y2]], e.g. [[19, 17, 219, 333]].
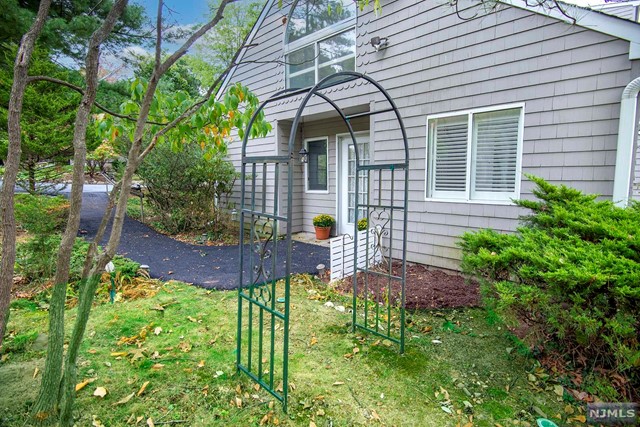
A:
[[334, 261, 480, 309]]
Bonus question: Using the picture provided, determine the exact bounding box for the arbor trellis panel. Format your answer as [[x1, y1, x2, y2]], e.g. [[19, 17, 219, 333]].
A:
[[237, 71, 409, 411]]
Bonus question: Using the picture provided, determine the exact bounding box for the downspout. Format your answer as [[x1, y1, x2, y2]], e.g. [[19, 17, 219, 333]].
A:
[[612, 76, 640, 206]]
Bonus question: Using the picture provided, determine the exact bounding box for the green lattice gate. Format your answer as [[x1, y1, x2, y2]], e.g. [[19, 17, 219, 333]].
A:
[[237, 72, 409, 411]]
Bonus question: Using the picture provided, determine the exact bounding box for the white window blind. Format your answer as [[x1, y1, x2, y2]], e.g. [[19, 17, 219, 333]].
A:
[[431, 117, 468, 198], [427, 106, 523, 202]]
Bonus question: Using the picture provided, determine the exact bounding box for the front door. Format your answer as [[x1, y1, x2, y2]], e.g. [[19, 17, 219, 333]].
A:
[[338, 132, 369, 235]]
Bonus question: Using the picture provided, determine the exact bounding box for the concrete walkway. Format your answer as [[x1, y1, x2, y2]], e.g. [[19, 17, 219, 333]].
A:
[[75, 191, 329, 289]]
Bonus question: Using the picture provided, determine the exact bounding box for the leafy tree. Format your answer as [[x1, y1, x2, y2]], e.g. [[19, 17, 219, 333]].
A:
[[187, 0, 262, 89], [0, 48, 84, 193], [86, 139, 117, 177], [0, 0, 146, 64], [127, 54, 203, 97]]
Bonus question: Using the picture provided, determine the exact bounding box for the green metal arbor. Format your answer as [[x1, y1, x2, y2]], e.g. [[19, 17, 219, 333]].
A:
[[236, 72, 409, 410]]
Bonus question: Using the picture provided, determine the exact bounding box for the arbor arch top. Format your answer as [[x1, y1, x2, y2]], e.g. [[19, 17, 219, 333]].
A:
[[237, 71, 410, 411]]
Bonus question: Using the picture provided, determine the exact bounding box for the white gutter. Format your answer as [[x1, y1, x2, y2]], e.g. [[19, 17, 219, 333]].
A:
[[612, 77, 640, 207]]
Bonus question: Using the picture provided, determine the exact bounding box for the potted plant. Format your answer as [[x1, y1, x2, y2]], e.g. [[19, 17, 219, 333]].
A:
[[312, 214, 335, 240]]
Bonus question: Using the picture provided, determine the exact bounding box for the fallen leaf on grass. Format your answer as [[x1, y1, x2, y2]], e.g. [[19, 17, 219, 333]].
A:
[[146, 418, 154, 427], [178, 342, 192, 353], [130, 348, 146, 362], [370, 409, 381, 421], [151, 305, 164, 312], [137, 381, 150, 396], [553, 385, 564, 397], [353, 347, 360, 354], [568, 415, 586, 423], [88, 349, 97, 354], [93, 387, 108, 398], [151, 363, 164, 370], [310, 336, 318, 346], [33, 367, 39, 379], [113, 393, 135, 406], [309, 422, 317, 427], [111, 351, 128, 357], [197, 360, 205, 368], [92, 415, 105, 427], [332, 381, 344, 386], [235, 397, 243, 408], [153, 327, 162, 336]]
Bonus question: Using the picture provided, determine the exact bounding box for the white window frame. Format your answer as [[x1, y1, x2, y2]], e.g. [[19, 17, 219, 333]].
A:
[[284, 5, 356, 89], [304, 137, 330, 194], [425, 103, 525, 204]]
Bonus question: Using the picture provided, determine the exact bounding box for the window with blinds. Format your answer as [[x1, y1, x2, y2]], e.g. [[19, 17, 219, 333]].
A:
[[426, 105, 523, 202]]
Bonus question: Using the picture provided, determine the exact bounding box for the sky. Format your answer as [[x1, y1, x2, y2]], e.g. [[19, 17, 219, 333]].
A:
[[134, 0, 212, 25]]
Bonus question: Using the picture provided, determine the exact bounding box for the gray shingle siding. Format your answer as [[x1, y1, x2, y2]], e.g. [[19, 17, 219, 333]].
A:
[[222, 0, 639, 270]]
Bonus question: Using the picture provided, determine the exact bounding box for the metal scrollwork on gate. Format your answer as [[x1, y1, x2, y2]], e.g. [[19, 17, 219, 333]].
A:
[[367, 209, 391, 270], [251, 218, 274, 304]]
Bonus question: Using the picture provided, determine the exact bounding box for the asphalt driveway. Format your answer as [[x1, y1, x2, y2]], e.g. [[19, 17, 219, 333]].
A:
[[76, 191, 329, 289]]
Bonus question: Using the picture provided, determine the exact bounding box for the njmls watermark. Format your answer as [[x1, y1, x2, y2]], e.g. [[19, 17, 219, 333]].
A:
[[587, 403, 639, 425]]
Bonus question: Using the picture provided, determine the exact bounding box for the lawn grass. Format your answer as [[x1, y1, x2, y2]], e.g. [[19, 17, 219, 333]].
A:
[[1, 277, 586, 426]]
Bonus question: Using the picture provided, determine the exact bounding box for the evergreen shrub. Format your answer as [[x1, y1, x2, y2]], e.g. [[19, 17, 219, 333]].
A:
[[459, 176, 639, 390]]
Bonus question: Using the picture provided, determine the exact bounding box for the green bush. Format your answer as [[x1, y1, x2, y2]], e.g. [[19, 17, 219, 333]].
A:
[[15, 193, 68, 235], [16, 236, 89, 283], [137, 143, 238, 234], [459, 176, 639, 392]]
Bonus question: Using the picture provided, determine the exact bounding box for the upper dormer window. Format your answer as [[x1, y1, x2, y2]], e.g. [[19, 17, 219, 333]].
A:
[[285, 0, 357, 88]]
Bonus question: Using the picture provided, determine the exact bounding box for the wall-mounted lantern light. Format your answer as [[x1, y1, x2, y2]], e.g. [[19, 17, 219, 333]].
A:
[[370, 36, 389, 51], [299, 147, 309, 164]]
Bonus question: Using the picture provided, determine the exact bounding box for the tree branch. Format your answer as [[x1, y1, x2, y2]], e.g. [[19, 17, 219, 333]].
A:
[[136, 61, 234, 164], [25, 75, 168, 126], [158, 0, 239, 76], [155, 0, 163, 70]]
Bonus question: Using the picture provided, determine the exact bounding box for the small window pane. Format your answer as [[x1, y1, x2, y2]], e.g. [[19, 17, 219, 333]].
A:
[[287, 45, 315, 75], [289, 71, 315, 88], [318, 29, 356, 64], [286, 0, 356, 43], [307, 139, 328, 191]]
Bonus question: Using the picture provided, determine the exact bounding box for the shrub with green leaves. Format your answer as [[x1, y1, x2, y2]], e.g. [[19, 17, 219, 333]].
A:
[[15, 193, 68, 235], [16, 236, 89, 283], [459, 176, 639, 391], [137, 143, 238, 234]]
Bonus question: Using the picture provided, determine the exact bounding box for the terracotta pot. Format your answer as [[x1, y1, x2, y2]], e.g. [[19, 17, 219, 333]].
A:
[[314, 226, 331, 240]]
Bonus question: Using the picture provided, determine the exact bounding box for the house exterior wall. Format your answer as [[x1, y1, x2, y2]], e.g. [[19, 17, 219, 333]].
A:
[[226, 0, 639, 270]]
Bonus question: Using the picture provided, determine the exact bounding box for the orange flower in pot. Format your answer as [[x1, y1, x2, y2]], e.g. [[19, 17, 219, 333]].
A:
[[312, 214, 335, 240]]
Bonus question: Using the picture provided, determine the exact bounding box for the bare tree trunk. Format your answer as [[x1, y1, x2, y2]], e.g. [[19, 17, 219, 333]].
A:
[[0, 0, 52, 350], [30, 2, 130, 425]]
